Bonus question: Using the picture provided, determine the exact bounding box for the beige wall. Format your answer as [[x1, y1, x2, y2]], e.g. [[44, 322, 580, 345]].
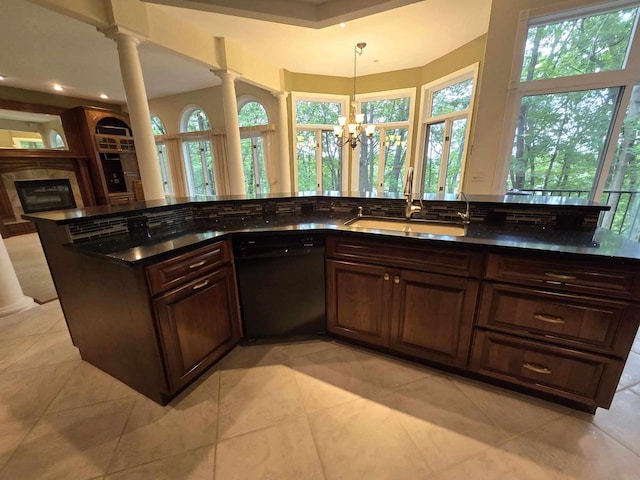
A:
[[468, 0, 609, 194]]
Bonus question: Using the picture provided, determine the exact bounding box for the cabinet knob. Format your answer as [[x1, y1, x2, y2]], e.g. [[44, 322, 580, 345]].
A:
[[394, 275, 400, 284], [384, 273, 390, 281]]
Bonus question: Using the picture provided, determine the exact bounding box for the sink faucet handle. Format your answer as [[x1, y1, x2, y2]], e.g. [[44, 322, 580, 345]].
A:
[[357, 206, 363, 217], [404, 167, 414, 198]]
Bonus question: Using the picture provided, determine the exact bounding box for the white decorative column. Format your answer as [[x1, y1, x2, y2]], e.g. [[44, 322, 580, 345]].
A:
[[272, 91, 292, 194], [0, 236, 35, 318], [214, 70, 246, 195], [103, 26, 165, 201]]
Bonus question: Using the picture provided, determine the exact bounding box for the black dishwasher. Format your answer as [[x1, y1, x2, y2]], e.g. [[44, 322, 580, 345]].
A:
[[233, 233, 326, 339]]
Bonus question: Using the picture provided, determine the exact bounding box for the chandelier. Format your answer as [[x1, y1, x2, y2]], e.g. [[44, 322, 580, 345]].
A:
[[334, 42, 375, 149]]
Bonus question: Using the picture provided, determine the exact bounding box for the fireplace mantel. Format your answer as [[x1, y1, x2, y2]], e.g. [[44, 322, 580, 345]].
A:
[[0, 153, 94, 236]]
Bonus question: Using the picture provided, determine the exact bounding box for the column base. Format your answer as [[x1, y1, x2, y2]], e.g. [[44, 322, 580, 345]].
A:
[[0, 295, 38, 318]]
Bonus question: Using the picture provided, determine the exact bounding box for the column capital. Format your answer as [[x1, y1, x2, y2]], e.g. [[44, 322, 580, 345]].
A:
[[270, 91, 290, 100], [212, 69, 241, 82], [100, 25, 147, 44]]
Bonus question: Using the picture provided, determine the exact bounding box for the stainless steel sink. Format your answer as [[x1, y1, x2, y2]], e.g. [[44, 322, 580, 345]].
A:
[[344, 217, 466, 236]]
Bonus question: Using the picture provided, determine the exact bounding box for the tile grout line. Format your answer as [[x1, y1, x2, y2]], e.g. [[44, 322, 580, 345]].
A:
[[102, 397, 139, 476], [570, 409, 640, 460], [0, 358, 83, 476], [212, 368, 222, 480]]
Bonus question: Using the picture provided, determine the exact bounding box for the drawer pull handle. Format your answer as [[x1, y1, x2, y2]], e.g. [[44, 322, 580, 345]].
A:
[[394, 275, 400, 284], [544, 272, 576, 281], [523, 362, 552, 375], [192, 280, 209, 290], [534, 313, 565, 325], [189, 261, 206, 269], [384, 273, 390, 281]]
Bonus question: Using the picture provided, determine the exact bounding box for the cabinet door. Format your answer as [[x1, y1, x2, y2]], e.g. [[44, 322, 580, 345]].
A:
[[153, 265, 241, 392], [326, 260, 392, 347], [390, 270, 479, 368]]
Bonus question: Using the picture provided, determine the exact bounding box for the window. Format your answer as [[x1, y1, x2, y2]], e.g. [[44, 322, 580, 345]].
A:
[[292, 94, 348, 191], [150, 115, 172, 195], [181, 108, 215, 196], [356, 90, 414, 195], [49, 131, 65, 149], [238, 100, 270, 194], [416, 66, 478, 195], [502, 3, 640, 241]]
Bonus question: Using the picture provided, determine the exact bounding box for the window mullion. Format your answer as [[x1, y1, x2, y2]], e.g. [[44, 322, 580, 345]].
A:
[[315, 130, 322, 190], [519, 70, 640, 95], [593, 85, 635, 200], [377, 128, 387, 194]]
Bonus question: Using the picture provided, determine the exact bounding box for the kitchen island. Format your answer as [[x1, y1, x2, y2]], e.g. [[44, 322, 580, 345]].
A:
[[24, 193, 640, 412]]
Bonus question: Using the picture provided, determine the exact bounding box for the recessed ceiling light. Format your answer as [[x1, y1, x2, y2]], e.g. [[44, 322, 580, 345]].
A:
[[99, 93, 108, 99], [53, 83, 63, 92], [339, 22, 346, 28], [0, 75, 5, 80]]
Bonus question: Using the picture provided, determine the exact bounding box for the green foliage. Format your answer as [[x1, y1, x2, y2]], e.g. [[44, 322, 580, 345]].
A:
[[521, 8, 637, 81], [186, 109, 211, 132], [296, 101, 341, 125], [431, 80, 473, 117], [238, 102, 269, 127], [151, 115, 166, 136]]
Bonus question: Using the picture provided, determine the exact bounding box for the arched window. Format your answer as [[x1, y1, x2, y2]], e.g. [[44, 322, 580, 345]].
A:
[[151, 115, 166, 136], [181, 107, 215, 196], [49, 130, 65, 149], [150, 115, 171, 195], [238, 101, 269, 127], [238, 100, 270, 194]]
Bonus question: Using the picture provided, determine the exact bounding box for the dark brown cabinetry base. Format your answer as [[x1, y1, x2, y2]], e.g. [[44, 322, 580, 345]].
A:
[[326, 236, 481, 369]]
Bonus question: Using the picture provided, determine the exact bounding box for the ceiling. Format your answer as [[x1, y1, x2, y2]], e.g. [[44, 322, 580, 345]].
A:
[[0, 0, 491, 104]]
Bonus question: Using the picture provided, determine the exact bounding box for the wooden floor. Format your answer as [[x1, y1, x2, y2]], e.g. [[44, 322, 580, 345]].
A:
[[4, 232, 57, 304]]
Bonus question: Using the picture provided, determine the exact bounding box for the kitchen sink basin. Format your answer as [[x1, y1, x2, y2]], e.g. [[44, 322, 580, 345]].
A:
[[345, 217, 466, 236]]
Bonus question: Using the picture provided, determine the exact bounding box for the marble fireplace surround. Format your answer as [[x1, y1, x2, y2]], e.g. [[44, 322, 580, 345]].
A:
[[2, 169, 84, 221]]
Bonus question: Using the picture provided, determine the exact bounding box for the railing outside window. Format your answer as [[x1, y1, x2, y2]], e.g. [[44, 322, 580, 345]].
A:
[[511, 189, 640, 242]]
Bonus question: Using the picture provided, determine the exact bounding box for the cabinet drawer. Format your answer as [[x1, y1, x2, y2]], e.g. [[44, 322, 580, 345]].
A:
[[327, 236, 482, 277], [469, 330, 623, 408], [485, 253, 640, 299], [478, 284, 640, 357], [109, 194, 134, 205], [146, 241, 231, 295]]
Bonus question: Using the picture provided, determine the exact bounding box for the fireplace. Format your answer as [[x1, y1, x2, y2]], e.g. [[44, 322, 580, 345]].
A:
[[14, 179, 77, 213]]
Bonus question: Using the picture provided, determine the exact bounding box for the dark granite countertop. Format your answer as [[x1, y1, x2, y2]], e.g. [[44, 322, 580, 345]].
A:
[[70, 214, 640, 265]]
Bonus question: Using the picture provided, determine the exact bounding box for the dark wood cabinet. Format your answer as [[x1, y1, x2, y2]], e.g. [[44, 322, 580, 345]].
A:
[[326, 260, 392, 347], [153, 265, 241, 391], [61, 106, 141, 205], [472, 252, 640, 411], [390, 269, 478, 368], [326, 236, 481, 367]]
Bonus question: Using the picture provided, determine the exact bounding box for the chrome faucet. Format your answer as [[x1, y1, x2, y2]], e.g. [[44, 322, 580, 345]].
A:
[[457, 191, 471, 224], [404, 167, 421, 219]]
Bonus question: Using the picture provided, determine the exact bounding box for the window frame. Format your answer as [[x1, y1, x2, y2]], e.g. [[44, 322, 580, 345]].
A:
[[413, 64, 479, 195], [352, 87, 416, 194], [179, 105, 216, 196], [291, 92, 349, 191], [494, 1, 640, 201]]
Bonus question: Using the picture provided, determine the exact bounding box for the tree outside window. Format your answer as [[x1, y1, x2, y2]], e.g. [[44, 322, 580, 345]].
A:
[[358, 93, 412, 195], [293, 96, 346, 192], [181, 108, 215, 196], [238, 101, 270, 195], [417, 67, 477, 196], [505, 5, 640, 240]]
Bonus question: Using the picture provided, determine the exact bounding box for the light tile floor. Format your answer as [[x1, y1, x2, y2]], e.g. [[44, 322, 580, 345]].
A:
[[1, 301, 640, 479]]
